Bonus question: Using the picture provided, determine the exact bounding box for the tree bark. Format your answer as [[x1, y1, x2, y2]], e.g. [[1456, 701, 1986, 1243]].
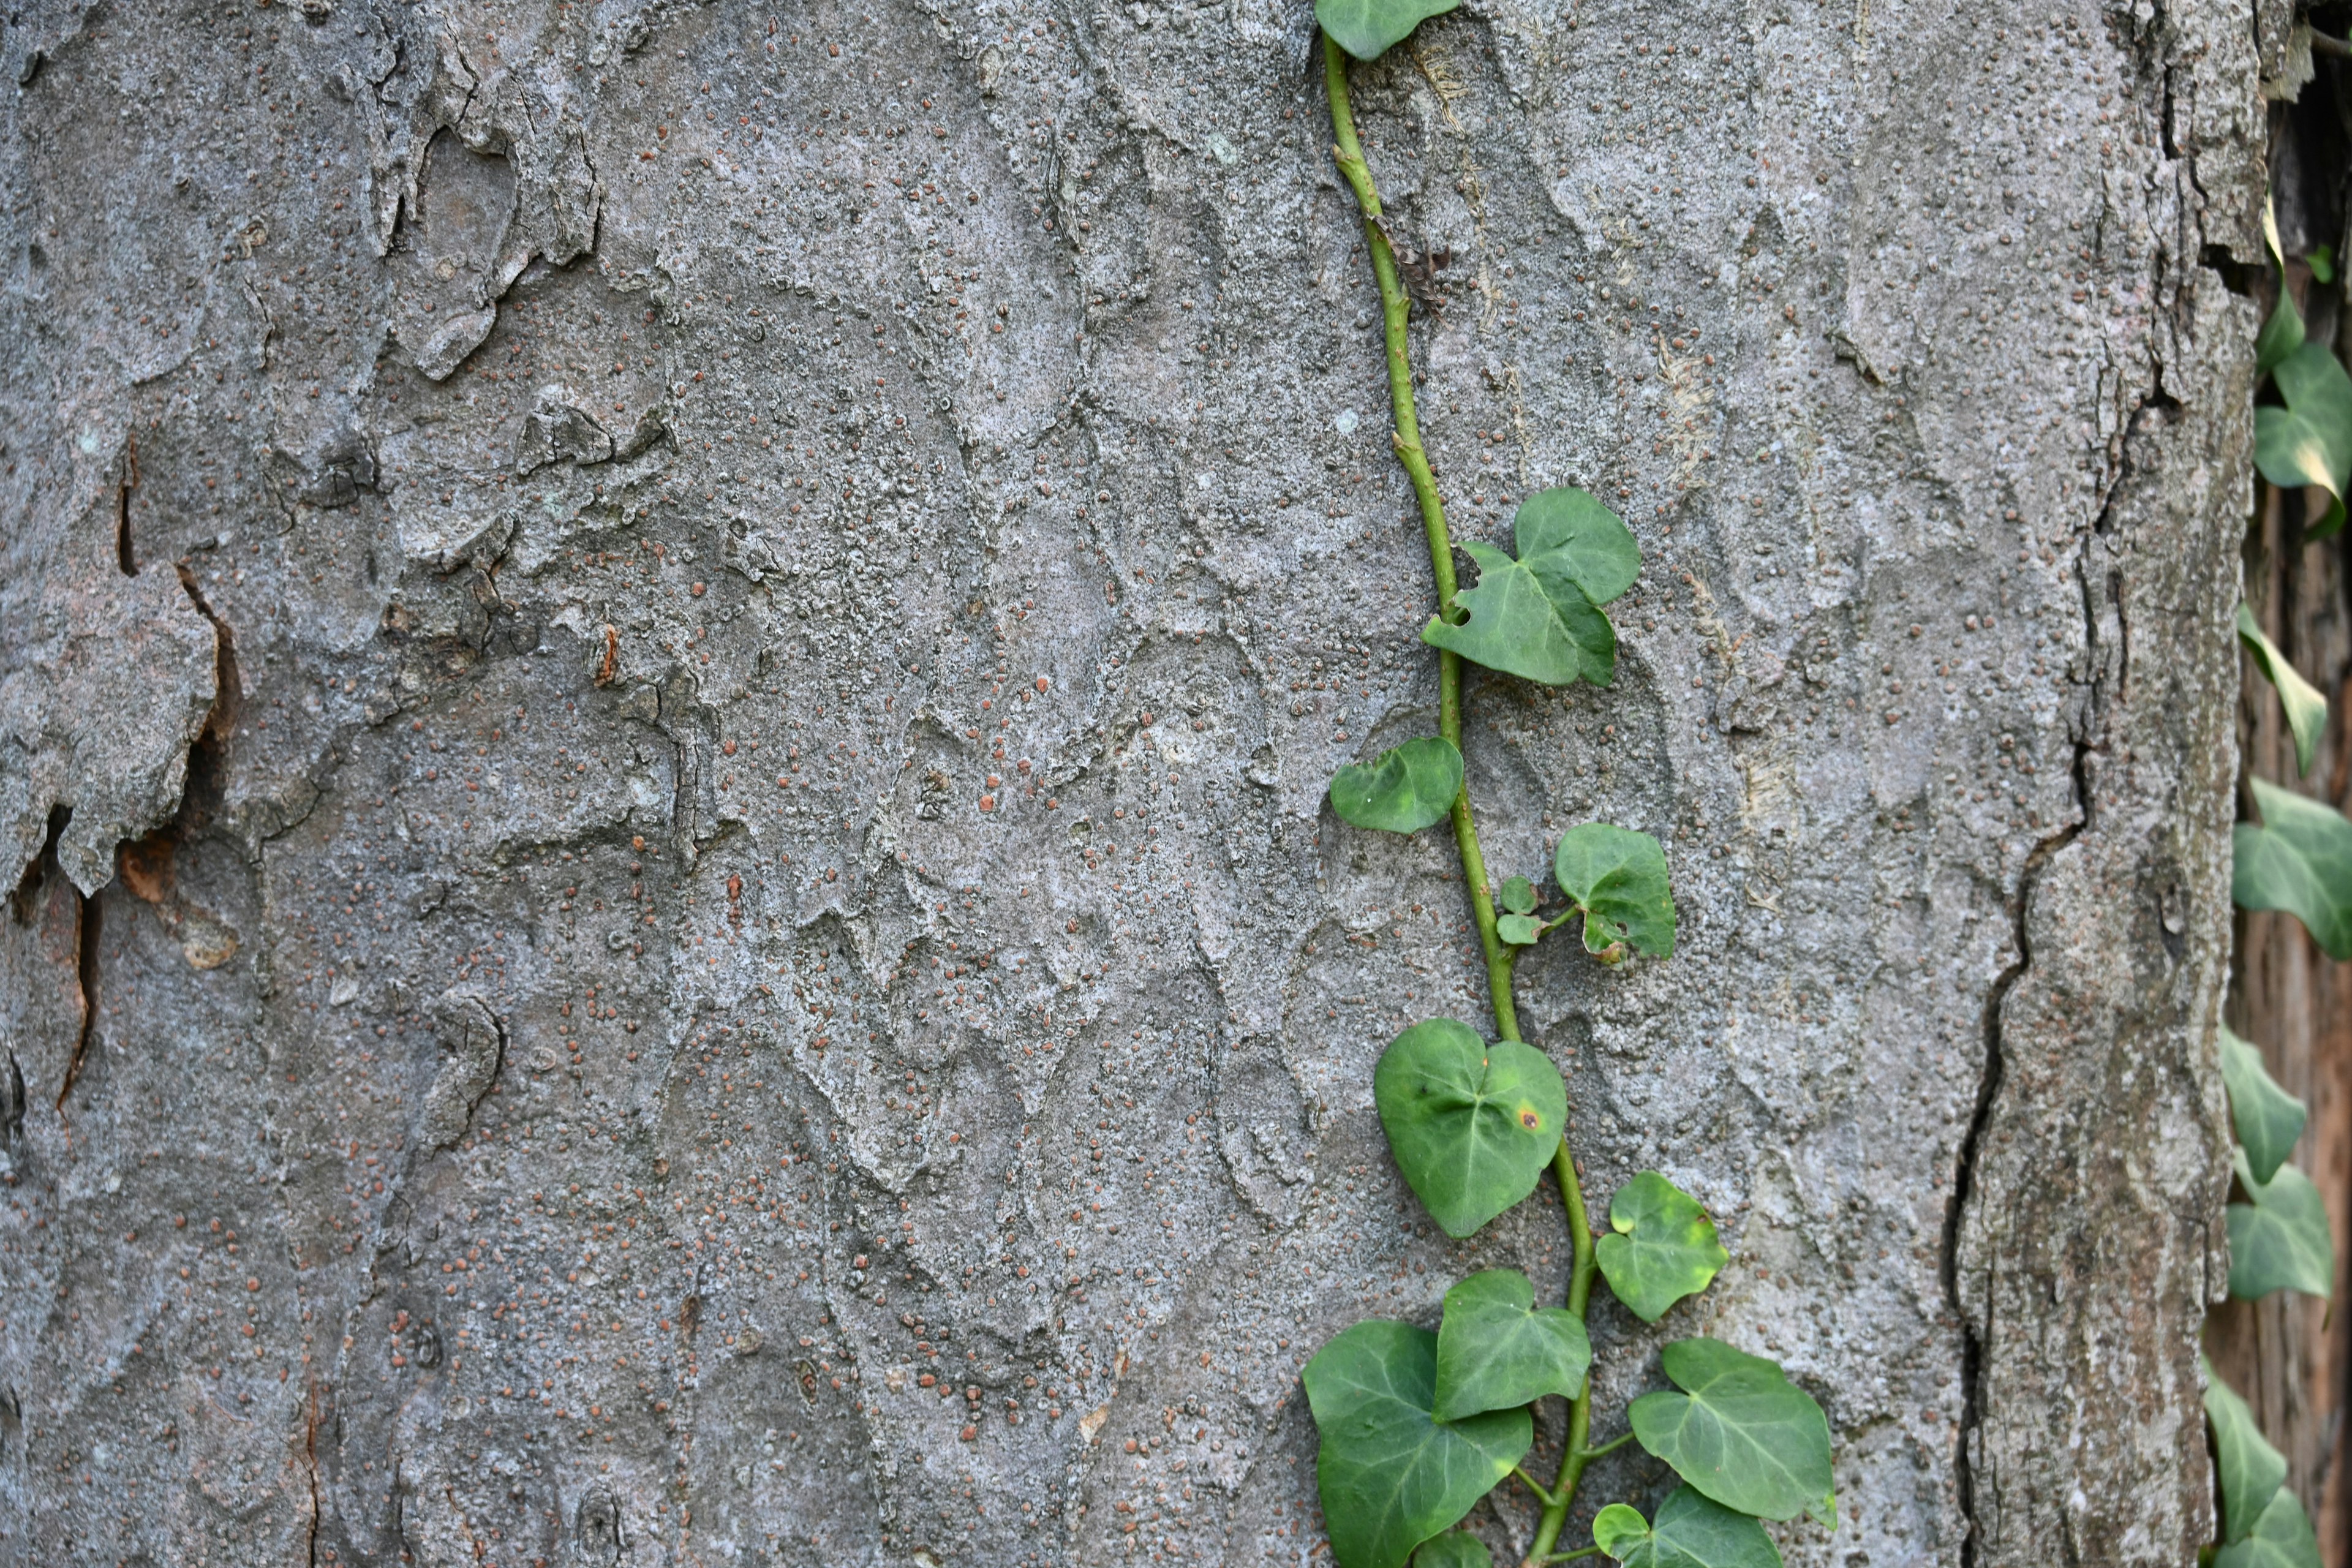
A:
[[0, 1, 2263, 1564]]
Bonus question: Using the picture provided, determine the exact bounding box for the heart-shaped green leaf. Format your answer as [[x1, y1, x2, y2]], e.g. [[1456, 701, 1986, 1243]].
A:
[[1592, 1488, 1785, 1568], [2220, 1027, 2307, 1186], [2237, 604, 2328, 778], [2204, 1355, 2288, 1545], [2233, 778, 2352, 959], [2215, 1487, 2323, 1568], [1374, 1019, 1567, 1238], [2255, 342, 2352, 538], [1595, 1172, 1729, 1322], [1303, 1320, 1532, 1568], [1630, 1338, 1836, 1528], [1422, 488, 1639, 687], [1331, 736, 1464, 834], [1553, 824, 1676, 957], [2228, 1147, 2336, 1300], [1497, 913, 1542, 946], [1316, 0, 1458, 61], [1500, 876, 1537, 915], [2260, 294, 2308, 377], [1432, 1268, 1591, 1420], [1412, 1532, 1494, 1568]]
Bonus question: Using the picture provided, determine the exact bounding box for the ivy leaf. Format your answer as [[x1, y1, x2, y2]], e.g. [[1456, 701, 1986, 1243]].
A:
[[2260, 294, 2309, 378], [1431, 1268, 1592, 1420], [1374, 1019, 1568, 1238], [2228, 1147, 2336, 1301], [1591, 1488, 1785, 1568], [2204, 1355, 2288, 1545], [1316, 0, 1459, 61], [2237, 603, 2328, 778], [1498, 913, 1543, 946], [1302, 1321, 1532, 1568], [1500, 876, 1537, 915], [2220, 1026, 2307, 1187], [1629, 1338, 1837, 1528], [2258, 198, 2308, 377], [1412, 1533, 1494, 1568], [1331, 737, 1465, 834], [2214, 1488, 2323, 1568], [1422, 488, 1639, 687], [2233, 778, 2352, 959], [2255, 341, 2352, 538], [1553, 825, 1676, 957], [1595, 1172, 1730, 1322]]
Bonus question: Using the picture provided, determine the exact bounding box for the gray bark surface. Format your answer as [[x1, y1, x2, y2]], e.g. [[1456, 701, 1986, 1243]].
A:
[[0, 0, 2261, 1563]]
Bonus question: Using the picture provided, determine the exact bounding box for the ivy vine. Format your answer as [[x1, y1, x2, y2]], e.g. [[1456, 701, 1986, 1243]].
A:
[[1301, 9, 1833, 1564], [2207, 186, 2351, 1568]]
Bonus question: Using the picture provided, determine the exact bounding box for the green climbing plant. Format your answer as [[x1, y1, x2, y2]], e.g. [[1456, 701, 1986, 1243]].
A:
[[2255, 199, 2352, 540], [2211, 226, 2346, 1559], [1300, 9, 1833, 1564]]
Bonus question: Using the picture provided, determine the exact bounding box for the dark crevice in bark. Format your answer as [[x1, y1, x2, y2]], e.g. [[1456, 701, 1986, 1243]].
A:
[[1948, 454, 2117, 1564], [9, 805, 67, 927], [1946, 742, 2092, 1567], [174, 560, 241, 779], [55, 872, 98, 1114], [115, 433, 138, 577], [303, 1382, 325, 1567]]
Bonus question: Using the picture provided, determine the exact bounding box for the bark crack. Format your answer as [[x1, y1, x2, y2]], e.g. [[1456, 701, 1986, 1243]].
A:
[[303, 1379, 325, 1566], [55, 872, 99, 1114], [1947, 465, 2120, 1564]]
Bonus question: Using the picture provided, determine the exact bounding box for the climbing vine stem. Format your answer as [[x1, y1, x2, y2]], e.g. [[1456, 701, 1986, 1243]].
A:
[[1303, 17, 1825, 1568], [1325, 32, 1579, 1553], [1321, 32, 1521, 1049]]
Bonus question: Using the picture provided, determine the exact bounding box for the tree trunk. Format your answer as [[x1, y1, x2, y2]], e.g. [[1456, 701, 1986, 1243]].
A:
[[0, 0, 2263, 1564]]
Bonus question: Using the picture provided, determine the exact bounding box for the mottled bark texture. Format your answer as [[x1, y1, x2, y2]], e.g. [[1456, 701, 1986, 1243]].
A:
[[2210, 53, 2352, 1565], [0, 0, 2261, 1563]]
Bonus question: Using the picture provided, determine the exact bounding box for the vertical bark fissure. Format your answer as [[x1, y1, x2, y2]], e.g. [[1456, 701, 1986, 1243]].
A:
[[1948, 454, 2117, 1564], [55, 881, 99, 1114]]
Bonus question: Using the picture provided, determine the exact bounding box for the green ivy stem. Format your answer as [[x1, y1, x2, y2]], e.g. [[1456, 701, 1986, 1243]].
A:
[[1321, 32, 1524, 1048], [1522, 1142, 1599, 1566], [1322, 32, 1594, 1561]]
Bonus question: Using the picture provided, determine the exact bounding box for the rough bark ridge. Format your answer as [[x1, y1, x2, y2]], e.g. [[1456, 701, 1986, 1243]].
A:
[[0, 0, 2256, 1563]]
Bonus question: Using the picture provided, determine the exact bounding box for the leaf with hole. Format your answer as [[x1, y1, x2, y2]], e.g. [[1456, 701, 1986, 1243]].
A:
[[2228, 1147, 2336, 1301], [1591, 1488, 1785, 1568], [1316, 0, 1458, 61], [1411, 1532, 1494, 1568], [1374, 1019, 1567, 1238], [2220, 1026, 2307, 1186], [2233, 778, 2352, 959], [1302, 1320, 1531, 1568], [1422, 488, 1639, 687], [1553, 824, 1676, 957], [2204, 1355, 2288, 1545], [1331, 736, 1464, 834], [1595, 1171, 1729, 1322], [2215, 1488, 2324, 1568], [1630, 1338, 1836, 1528], [1501, 875, 1537, 915], [1431, 1267, 1591, 1420], [2254, 341, 2352, 538], [2237, 603, 2328, 778]]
